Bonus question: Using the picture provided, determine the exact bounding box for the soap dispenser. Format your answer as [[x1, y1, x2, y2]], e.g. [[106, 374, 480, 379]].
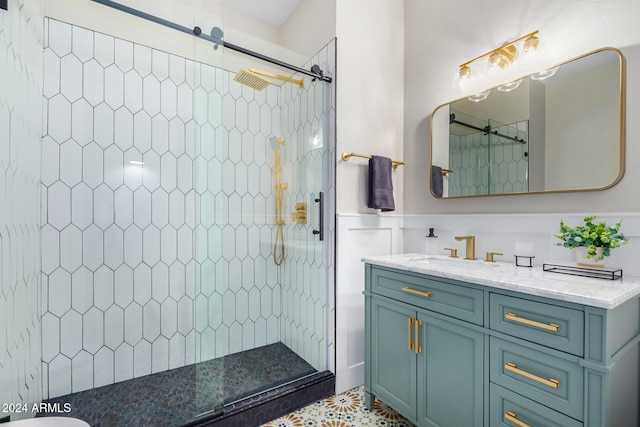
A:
[[425, 228, 438, 253]]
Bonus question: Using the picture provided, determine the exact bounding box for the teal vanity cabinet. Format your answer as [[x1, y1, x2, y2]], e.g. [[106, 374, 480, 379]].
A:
[[365, 265, 484, 427], [364, 260, 640, 427]]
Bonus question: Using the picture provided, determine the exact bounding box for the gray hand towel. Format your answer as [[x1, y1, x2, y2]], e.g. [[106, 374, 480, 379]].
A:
[[431, 165, 443, 197], [367, 155, 395, 211]]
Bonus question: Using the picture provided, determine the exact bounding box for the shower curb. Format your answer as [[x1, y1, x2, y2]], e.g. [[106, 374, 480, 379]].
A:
[[185, 370, 335, 427]]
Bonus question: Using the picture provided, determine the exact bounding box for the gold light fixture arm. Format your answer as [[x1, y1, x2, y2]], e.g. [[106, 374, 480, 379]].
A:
[[458, 30, 539, 75], [249, 68, 304, 88]]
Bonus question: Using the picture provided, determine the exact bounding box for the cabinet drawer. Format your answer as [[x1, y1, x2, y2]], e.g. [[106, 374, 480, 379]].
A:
[[490, 383, 582, 427], [489, 293, 584, 356], [371, 267, 484, 325], [490, 337, 583, 420]]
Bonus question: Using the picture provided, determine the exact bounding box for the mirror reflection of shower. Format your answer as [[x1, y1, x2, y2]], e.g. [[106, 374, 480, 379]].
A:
[[269, 136, 287, 265]]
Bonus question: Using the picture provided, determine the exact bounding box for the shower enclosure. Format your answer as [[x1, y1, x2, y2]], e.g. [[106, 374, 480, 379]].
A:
[[31, 1, 336, 425], [448, 110, 529, 196]]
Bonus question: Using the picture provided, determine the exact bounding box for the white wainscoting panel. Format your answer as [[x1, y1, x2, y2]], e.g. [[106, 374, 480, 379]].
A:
[[334, 213, 403, 394], [403, 213, 640, 277]]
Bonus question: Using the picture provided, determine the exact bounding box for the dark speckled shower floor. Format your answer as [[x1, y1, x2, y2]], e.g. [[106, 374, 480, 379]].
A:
[[37, 343, 316, 427]]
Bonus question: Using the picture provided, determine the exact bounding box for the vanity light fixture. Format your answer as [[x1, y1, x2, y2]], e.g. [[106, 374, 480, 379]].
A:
[[458, 30, 540, 80]]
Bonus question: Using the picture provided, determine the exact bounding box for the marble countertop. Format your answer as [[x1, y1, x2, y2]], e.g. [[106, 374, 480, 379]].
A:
[[362, 253, 640, 309]]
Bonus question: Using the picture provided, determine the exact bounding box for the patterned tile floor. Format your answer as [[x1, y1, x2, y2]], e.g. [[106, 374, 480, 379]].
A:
[[262, 386, 415, 427]]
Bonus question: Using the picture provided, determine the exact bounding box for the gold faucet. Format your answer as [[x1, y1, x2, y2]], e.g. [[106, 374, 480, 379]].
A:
[[455, 236, 476, 260], [485, 251, 503, 262], [444, 247, 458, 258]]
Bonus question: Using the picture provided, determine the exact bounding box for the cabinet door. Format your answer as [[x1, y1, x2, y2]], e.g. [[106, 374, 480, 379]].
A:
[[370, 297, 418, 420], [417, 312, 484, 427]]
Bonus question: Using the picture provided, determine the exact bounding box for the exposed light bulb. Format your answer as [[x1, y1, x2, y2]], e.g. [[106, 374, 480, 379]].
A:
[[530, 66, 559, 80], [459, 65, 471, 79], [498, 79, 523, 92], [523, 35, 540, 52], [489, 45, 518, 69], [468, 90, 491, 102]]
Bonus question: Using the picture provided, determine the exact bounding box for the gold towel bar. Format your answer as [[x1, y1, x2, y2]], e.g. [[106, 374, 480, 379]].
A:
[[341, 152, 405, 170], [441, 168, 454, 176]]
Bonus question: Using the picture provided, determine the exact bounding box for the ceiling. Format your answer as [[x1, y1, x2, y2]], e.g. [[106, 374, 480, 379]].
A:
[[219, 0, 303, 27]]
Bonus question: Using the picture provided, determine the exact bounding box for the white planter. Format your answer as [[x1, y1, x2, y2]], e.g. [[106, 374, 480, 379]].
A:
[[575, 246, 606, 268]]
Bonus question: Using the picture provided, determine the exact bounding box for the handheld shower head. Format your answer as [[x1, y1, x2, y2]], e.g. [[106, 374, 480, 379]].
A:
[[268, 136, 284, 150]]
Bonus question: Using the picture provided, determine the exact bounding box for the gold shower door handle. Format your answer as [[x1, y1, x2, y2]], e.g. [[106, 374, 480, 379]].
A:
[[407, 317, 415, 351], [414, 319, 422, 354], [505, 363, 560, 388], [402, 286, 432, 298], [504, 411, 531, 427], [504, 312, 560, 332]]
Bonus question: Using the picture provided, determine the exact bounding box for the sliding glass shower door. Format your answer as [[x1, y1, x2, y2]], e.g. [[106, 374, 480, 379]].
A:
[[191, 21, 333, 419], [449, 110, 529, 196]]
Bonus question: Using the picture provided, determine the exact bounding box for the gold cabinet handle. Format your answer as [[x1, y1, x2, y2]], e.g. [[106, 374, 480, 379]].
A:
[[402, 286, 432, 298], [504, 411, 531, 427], [415, 319, 422, 354], [505, 312, 560, 332], [408, 317, 415, 351], [505, 362, 560, 388]]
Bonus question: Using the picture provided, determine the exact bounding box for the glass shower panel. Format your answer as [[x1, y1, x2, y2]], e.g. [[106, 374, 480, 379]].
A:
[[488, 118, 529, 194], [191, 12, 226, 421], [280, 74, 330, 373], [448, 110, 528, 196], [191, 21, 332, 418]]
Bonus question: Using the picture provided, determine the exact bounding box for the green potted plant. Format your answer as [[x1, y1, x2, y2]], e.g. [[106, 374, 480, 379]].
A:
[[556, 216, 628, 266]]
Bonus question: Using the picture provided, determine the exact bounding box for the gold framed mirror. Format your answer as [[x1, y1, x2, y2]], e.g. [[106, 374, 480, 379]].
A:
[[430, 47, 625, 198]]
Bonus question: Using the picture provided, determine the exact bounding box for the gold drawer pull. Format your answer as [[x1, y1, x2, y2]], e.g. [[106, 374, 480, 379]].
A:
[[415, 319, 422, 354], [504, 411, 531, 427], [408, 317, 415, 351], [505, 362, 560, 388], [402, 286, 432, 298], [505, 312, 560, 332]]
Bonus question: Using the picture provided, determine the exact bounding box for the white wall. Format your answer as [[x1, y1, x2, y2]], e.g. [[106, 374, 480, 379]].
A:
[[545, 61, 620, 189], [335, 0, 405, 214], [404, 0, 640, 214], [281, 0, 336, 59]]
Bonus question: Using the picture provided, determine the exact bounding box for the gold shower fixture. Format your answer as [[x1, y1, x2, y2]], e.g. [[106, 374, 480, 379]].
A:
[[233, 68, 304, 91], [458, 30, 540, 80], [269, 136, 287, 265]]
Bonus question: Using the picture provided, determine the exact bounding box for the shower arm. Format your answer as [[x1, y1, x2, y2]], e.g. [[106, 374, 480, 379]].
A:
[[90, 0, 332, 83]]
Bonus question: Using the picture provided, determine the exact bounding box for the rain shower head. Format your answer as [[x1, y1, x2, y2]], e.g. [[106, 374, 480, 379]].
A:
[[233, 69, 272, 91], [268, 136, 284, 150], [234, 68, 304, 91]]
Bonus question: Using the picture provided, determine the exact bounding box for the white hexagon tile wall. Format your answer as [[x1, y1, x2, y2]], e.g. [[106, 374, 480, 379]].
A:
[[40, 17, 336, 399], [448, 119, 529, 196]]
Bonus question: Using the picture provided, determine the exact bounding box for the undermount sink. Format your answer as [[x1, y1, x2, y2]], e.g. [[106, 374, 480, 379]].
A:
[[407, 254, 502, 268]]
